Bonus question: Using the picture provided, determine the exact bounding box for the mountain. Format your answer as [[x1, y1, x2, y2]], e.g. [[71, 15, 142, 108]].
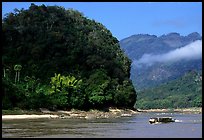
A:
[[120, 32, 201, 60], [119, 32, 202, 90], [135, 70, 202, 109]]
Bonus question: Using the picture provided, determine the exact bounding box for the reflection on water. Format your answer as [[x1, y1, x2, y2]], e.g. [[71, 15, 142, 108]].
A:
[[2, 113, 202, 138]]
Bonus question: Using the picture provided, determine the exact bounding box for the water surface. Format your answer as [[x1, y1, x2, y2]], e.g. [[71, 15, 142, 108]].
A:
[[2, 112, 202, 138]]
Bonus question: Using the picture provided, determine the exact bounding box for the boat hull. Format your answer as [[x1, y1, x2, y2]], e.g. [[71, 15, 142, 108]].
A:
[[149, 117, 175, 124]]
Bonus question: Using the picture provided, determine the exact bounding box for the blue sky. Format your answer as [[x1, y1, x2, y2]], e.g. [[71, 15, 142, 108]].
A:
[[2, 2, 202, 41]]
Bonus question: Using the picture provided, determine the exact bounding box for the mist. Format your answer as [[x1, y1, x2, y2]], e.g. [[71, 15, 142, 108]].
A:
[[133, 40, 202, 67]]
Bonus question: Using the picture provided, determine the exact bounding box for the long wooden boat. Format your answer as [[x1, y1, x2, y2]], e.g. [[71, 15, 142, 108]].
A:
[[149, 117, 175, 124]]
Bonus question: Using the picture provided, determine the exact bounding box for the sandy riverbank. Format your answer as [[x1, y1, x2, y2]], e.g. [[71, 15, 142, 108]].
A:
[[2, 108, 139, 120], [2, 107, 201, 120], [2, 114, 59, 120]]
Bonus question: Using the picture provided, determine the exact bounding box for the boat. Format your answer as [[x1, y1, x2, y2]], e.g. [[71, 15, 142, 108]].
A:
[[149, 117, 175, 124]]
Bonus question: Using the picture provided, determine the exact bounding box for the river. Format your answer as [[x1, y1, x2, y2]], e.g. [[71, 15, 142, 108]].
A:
[[2, 112, 202, 138]]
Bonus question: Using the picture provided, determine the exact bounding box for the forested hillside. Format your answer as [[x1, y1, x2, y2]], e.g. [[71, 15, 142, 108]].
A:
[[2, 4, 136, 111], [135, 70, 202, 109]]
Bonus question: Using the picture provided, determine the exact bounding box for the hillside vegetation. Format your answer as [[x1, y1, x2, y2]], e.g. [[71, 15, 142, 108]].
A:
[[2, 4, 136, 111], [136, 70, 202, 109]]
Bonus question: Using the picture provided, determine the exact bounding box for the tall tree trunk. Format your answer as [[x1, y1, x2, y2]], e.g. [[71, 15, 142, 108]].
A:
[[18, 71, 20, 82], [3, 68, 6, 78], [15, 72, 17, 84]]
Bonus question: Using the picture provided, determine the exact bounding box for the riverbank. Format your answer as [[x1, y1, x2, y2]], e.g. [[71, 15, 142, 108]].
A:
[[2, 108, 139, 120], [138, 107, 202, 114], [2, 107, 201, 120]]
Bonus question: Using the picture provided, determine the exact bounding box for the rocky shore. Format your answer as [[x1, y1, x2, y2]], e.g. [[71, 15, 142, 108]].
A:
[[2, 108, 139, 120]]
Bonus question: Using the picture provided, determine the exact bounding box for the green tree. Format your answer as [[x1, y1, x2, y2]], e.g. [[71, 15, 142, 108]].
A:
[[49, 73, 83, 109], [114, 80, 136, 108], [84, 69, 112, 108]]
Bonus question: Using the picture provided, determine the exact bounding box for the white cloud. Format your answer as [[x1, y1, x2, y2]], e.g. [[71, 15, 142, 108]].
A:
[[133, 40, 202, 67]]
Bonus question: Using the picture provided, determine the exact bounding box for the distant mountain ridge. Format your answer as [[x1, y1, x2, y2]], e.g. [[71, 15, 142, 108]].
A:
[[119, 32, 202, 90], [120, 32, 202, 60]]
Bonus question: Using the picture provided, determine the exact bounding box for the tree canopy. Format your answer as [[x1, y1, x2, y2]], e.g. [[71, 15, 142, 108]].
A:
[[2, 4, 136, 110]]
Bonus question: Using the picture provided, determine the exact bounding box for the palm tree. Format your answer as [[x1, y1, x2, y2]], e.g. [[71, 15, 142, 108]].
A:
[[14, 64, 22, 83]]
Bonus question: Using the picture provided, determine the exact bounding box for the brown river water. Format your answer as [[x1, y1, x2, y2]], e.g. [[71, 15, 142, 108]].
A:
[[2, 112, 202, 138]]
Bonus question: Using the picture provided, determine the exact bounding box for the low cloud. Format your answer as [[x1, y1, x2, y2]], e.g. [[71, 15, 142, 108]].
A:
[[133, 40, 202, 67]]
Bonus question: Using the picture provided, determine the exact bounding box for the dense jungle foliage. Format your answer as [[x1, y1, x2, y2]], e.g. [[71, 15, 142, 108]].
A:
[[2, 4, 137, 111], [136, 70, 202, 109]]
